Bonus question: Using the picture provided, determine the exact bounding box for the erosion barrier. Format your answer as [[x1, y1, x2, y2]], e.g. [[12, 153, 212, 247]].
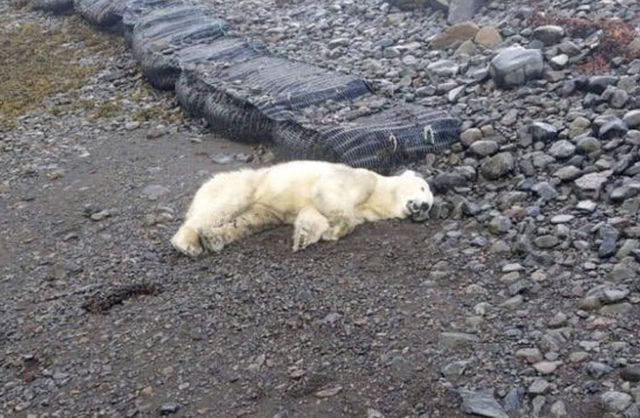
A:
[[32, 0, 461, 173]]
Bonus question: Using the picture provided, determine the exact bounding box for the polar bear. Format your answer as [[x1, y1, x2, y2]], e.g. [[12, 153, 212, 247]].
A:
[[171, 160, 434, 257]]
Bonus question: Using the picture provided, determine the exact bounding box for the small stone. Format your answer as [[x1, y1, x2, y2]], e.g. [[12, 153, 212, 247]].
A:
[[160, 403, 180, 415], [315, 386, 343, 398], [489, 215, 512, 235], [599, 117, 628, 140], [441, 360, 470, 378], [532, 182, 558, 201], [533, 360, 562, 374], [599, 226, 620, 258], [548, 312, 568, 327], [516, 348, 543, 364], [621, 366, 640, 383], [554, 166, 582, 181], [474, 26, 502, 47], [147, 125, 168, 139], [532, 25, 565, 46], [528, 378, 550, 395], [142, 185, 170, 201], [431, 22, 480, 49], [601, 391, 633, 412], [549, 140, 575, 158], [503, 386, 526, 412], [534, 235, 559, 249], [427, 59, 459, 77], [588, 76, 618, 94], [623, 109, 640, 129], [576, 136, 601, 154], [530, 121, 558, 142], [549, 54, 569, 70], [576, 200, 597, 212], [551, 215, 574, 224], [575, 170, 612, 193], [481, 152, 514, 179], [551, 400, 567, 417], [461, 128, 483, 146], [587, 361, 614, 378], [469, 140, 499, 157], [459, 389, 509, 418], [439, 332, 479, 348]]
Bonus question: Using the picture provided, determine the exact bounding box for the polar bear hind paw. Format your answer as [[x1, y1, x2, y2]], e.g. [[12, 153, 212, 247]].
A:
[[199, 230, 226, 253], [171, 226, 204, 258]]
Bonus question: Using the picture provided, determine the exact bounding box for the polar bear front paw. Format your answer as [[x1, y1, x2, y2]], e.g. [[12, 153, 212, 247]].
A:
[[171, 226, 204, 258], [200, 229, 225, 253]]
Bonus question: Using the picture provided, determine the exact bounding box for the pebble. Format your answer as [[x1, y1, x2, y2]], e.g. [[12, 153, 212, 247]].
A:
[[621, 366, 640, 383], [601, 391, 633, 412], [489, 46, 544, 88], [459, 389, 509, 418]]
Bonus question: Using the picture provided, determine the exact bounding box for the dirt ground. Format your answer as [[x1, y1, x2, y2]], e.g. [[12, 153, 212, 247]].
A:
[[0, 4, 629, 418]]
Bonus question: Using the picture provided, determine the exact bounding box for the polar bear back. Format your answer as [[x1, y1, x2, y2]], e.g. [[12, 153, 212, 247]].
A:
[[254, 161, 379, 220]]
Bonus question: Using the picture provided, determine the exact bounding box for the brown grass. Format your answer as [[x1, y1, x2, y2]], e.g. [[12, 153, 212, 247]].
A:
[[529, 12, 639, 74], [0, 14, 121, 130]]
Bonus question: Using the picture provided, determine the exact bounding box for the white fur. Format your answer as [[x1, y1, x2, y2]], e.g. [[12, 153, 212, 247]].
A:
[[171, 160, 433, 257]]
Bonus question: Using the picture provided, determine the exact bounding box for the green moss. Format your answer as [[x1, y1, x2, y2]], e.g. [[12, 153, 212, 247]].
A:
[[0, 14, 121, 130]]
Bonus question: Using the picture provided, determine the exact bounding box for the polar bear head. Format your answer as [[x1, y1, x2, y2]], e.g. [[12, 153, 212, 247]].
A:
[[396, 170, 434, 222]]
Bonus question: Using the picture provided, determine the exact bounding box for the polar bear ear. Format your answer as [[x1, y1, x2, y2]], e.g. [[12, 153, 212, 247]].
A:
[[400, 170, 417, 178]]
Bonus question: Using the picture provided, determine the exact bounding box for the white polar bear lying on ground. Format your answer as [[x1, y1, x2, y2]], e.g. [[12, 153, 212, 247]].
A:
[[171, 160, 434, 257]]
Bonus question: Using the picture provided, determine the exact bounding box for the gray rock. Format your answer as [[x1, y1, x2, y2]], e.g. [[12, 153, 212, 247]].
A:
[[621, 366, 640, 382], [576, 136, 601, 154], [441, 360, 470, 378], [599, 226, 620, 258], [625, 404, 640, 418], [554, 166, 582, 181], [461, 128, 483, 146], [532, 182, 558, 201], [427, 59, 459, 77], [549, 54, 569, 70], [623, 110, 640, 128], [503, 386, 526, 411], [439, 332, 479, 348], [469, 140, 499, 157], [549, 140, 576, 158], [459, 389, 509, 418], [601, 391, 633, 412], [602, 86, 629, 108], [551, 400, 567, 417], [481, 152, 514, 179], [142, 185, 170, 201], [489, 215, 512, 234], [534, 235, 559, 249], [489, 46, 544, 88], [599, 117, 628, 140], [447, 0, 487, 24], [588, 76, 618, 94], [528, 378, 550, 395], [575, 170, 612, 194], [160, 403, 180, 415], [530, 121, 558, 142], [587, 361, 614, 378], [532, 25, 565, 46]]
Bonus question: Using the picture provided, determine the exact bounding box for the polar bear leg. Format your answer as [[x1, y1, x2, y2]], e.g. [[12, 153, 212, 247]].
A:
[[171, 171, 258, 257], [292, 207, 330, 252], [321, 212, 359, 241], [200, 204, 282, 252]]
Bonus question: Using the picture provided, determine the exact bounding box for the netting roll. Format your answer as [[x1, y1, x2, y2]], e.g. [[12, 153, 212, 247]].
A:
[[32, 0, 74, 13], [74, 0, 128, 28], [272, 104, 461, 174], [139, 36, 266, 90], [175, 56, 372, 143], [121, 0, 188, 44]]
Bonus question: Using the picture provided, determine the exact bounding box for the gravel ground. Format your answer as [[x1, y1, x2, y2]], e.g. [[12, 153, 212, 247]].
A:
[[2, 0, 640, 417]]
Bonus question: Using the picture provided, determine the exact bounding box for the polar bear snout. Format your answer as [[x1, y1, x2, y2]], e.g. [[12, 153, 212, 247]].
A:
[[407, 200, 432, 222]]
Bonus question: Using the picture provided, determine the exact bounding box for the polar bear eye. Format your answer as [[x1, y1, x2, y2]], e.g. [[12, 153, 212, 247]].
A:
[[421, 187, 425, 192]]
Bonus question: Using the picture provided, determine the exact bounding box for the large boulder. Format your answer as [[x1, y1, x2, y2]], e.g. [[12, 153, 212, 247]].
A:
[[447, 0, 487, 24], [489, 46, 544, 88]]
